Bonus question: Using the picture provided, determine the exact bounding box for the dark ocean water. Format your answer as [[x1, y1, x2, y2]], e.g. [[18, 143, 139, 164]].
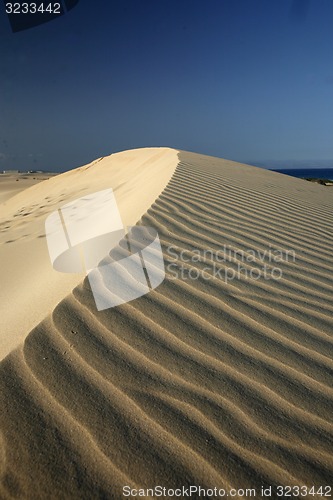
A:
[[272, 168, 333, 180]]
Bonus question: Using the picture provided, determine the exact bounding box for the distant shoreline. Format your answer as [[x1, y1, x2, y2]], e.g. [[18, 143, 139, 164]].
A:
[[273, 167, 333, 182]]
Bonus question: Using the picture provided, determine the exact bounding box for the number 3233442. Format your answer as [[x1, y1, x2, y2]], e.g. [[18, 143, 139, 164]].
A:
[[5, 3, 61, 14]]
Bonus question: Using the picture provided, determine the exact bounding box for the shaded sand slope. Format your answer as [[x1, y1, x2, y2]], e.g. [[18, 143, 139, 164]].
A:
[[0, 148, 178, 360], [0, 150, 332, 499]]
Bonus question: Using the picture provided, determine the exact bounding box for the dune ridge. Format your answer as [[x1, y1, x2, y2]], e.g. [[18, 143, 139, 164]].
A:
[[0, 149, 332, 499]]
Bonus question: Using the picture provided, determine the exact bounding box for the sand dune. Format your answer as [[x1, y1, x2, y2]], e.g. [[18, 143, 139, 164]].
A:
[[0, 149, 332, 499], [0, 148, 178, 360]]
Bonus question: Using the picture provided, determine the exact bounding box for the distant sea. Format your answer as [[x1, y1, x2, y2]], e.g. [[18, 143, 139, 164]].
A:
[[272, 168, 333, 181]]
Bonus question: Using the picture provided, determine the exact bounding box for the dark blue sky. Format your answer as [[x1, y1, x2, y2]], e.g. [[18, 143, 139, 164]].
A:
[[0, 0, 332, 172]]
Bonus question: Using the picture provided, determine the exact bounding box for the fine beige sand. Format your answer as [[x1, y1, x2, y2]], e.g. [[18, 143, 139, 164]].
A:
[[0, 172, 56, 204], [0, 148, 332, 499]]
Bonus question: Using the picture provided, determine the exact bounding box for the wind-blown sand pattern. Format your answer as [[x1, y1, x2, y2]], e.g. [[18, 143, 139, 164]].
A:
[[0, 149, 332, 499]]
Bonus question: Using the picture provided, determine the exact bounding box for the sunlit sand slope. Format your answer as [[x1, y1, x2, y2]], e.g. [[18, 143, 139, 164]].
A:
[[0, 148, 178, 360], [0, 150, 332, 499]]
